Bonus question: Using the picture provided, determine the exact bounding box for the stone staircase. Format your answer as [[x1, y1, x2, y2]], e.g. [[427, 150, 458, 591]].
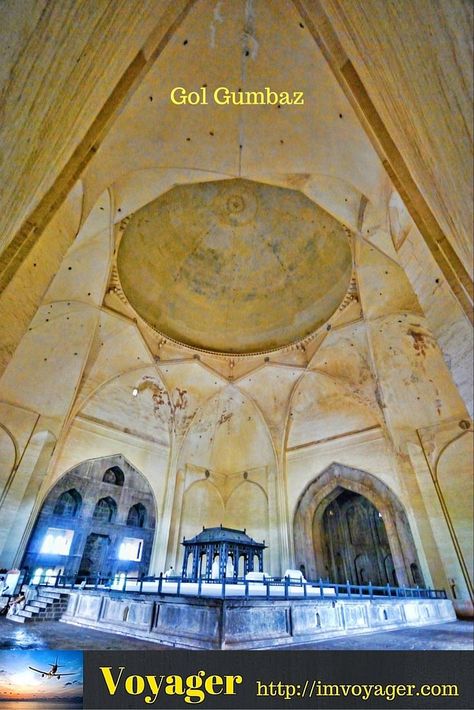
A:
[[7, 587, 71, 624]]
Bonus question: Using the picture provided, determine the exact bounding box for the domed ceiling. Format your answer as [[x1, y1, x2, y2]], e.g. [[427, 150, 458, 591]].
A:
[[117, 179, 352, 353]]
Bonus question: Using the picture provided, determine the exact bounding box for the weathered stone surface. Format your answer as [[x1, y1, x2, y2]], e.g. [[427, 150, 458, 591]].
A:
[[60, 590, 456, 649], [0, 1, 471, 629]]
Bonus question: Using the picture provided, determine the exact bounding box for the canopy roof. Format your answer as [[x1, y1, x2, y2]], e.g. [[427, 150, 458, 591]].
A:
[[183, 525, 265, 548]]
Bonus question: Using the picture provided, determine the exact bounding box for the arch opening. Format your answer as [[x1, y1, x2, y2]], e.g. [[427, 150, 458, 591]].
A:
[[127, 503, 147, 528], [93, 497, 117, 523], [21, 455, 156, 582], [294, 463, 424, 588], [53, 489, 82, 517], [321, 488, 395, 586], [102, 466, 125, 486]]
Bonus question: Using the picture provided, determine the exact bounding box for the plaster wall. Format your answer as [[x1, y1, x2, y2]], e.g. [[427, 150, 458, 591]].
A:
[[398, 224, 473, 417], [319, 0, 473, 269], [22, 454, 156, 580], [51, 418, 169, 517], [286, 429, 396, 518]]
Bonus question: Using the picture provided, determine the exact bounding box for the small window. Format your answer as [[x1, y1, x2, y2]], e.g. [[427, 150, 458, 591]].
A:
[[102, 466, 124, 486], [93, 497, 117, 523], [53, 489, 82, 517], [119, 538, 143, 562], [126, 503, 147, 528], [113, 572, 126, 589], [40, 528, 74, 555]]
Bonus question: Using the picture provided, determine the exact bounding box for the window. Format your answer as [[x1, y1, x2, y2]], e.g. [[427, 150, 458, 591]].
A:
[[102, 466, 124, 486], [53, 489, 82, 517], [112, 572, 126, 589], [126, 503, 147, 528], [93, 496, 117, 523], [40, 528, 74, 555], [118, 538, 143, 562]]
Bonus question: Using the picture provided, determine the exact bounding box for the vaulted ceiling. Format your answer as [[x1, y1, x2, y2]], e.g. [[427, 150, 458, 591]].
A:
[[1, 0, 471, 287], [0, 0, 471, 457]]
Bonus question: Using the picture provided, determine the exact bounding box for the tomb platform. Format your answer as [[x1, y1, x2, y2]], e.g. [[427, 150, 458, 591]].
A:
[[60, 585, 456, 650]]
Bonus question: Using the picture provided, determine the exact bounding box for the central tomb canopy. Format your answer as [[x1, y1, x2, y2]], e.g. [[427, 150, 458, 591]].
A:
[[181, 525, 266, 581], [118, 179, 352, 353]]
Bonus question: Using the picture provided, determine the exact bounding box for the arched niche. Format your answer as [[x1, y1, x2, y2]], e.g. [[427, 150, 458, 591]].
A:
[[53, 489, 82, 517], [127, 502, 147, 528], [1, 428, 57, 569], [321, 489, 395, 586], [103, 466, 124, 486], [293, 463, 422, 587], [21, 454, 156, 581], [93, 496, 117, 523], [173, 385, 276, 571]]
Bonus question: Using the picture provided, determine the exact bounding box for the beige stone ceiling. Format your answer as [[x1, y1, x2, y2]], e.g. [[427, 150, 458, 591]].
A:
[[117, 179, 352, 353], [318, 0, 473, 268], [0, 0, 471, 334], [80, 0, 386, 229], [0, 2, 472, 591], [0, 0, 471, 422]]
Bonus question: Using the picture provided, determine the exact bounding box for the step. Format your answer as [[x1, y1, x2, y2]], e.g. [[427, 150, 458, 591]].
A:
[[29, 600, 49, 609], [7, 614, 28, 623], [39, 590, 64, 600], [17, 609, 35, 618], [36, 596, 54, 605], [24, 604, 42, 613], [39, 589, 69, 599]]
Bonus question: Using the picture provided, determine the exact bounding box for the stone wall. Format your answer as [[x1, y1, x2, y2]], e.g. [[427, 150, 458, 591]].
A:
[[21, 454, 156, 580], [61, 589, 456, 649]]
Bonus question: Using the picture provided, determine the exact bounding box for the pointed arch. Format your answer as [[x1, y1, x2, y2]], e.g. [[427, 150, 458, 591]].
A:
[[127, 502, 147, 528], [53, 488, 82, 517], [293, 462, 423, 586], [103, 466, 124, 486], [93, 496, 117, 523], [21, 454, 157, 580], [177, 383, 277, 475]]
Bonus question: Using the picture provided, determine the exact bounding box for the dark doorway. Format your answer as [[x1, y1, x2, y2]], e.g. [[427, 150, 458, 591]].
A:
[[321, 489, 394, 586], [78, 533, 110, 577]]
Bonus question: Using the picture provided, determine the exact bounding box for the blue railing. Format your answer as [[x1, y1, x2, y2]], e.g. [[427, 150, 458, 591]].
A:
[[23, 571, 447, 601]]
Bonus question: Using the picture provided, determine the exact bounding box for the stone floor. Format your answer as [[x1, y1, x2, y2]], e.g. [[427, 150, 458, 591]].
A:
[[0, 618, 472, 650], [0, 618, 166, 650], [286, 621, 474, 651]]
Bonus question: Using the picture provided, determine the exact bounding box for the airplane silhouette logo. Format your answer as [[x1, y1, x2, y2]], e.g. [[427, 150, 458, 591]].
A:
[[28, 656, 76, 680]]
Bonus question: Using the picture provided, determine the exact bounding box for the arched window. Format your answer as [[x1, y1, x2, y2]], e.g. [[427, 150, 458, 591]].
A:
[[410, 562, 423, 587], [102, 466, 124, 486], [126, 503, 147, 528], [53, 489, 82, 517], [93, 497, 117, 523]]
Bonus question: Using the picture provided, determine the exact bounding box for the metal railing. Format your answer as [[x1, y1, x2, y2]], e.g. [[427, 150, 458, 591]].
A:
[[23, 571, 447, 601]]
